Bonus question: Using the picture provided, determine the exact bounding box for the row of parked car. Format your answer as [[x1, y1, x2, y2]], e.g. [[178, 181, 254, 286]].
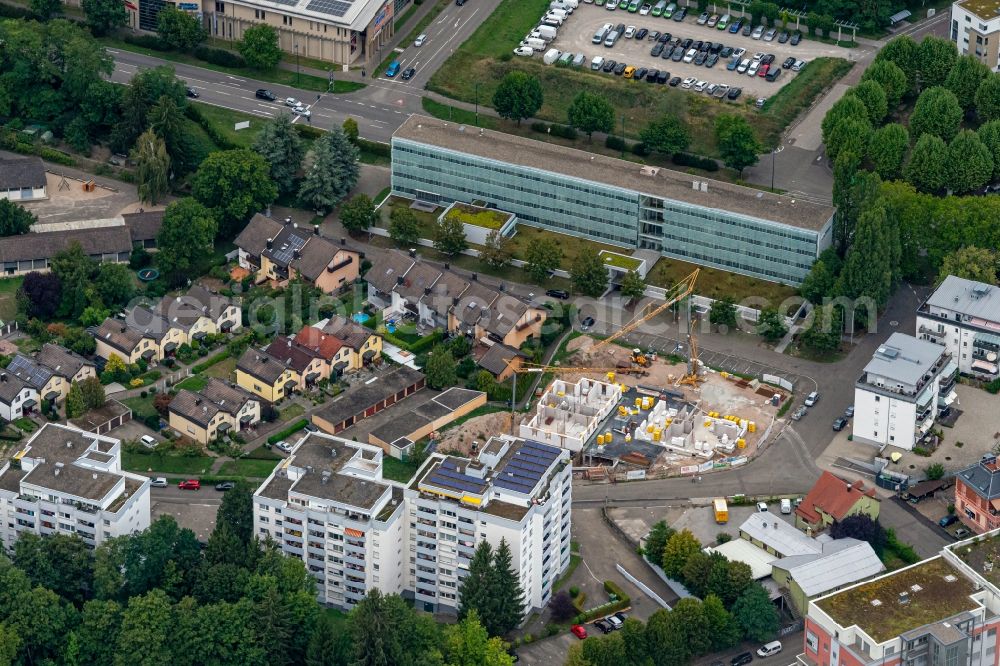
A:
[[570, 611, 629, 639]]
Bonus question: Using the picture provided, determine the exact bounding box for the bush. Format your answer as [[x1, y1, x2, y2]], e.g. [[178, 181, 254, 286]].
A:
[[122, 33, 171, 51], [267, 419, 310, 444], [673, 151, 720, 171], [569, 586, 580, 598], [0, 3, 35, 18], [358, 138, 390, 158], [549, 124, 578, 140], [194, 45, 247, 68], [38, 147, 76, 166], [605, 135, 627, 151], [144, 414, 161, 430], [716, 532, 732, 544], [191, 351, 230, 373], [185, 105, 237, 150], [531, 121, 549, 133], [632, 142, 651, 156], [294, 124, 325, 140]]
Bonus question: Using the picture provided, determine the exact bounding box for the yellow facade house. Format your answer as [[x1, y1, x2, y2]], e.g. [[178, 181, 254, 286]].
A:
[[93, 318, 158, 364], [168, 378, 261, 444], [236, 348, 300, 402]]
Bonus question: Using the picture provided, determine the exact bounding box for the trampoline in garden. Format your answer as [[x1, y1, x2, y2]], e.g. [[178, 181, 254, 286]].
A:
[[138, 268, 159, 281]]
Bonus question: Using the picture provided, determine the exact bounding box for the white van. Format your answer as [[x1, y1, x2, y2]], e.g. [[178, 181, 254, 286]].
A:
[[550, 1, 573, 13], [780, 498, 792, 514], [542, 48, 562, 64], [525, 37, 547, 51], [536, 25, 557, 39], [593, 22, 613, 43], [543, 12, 565, 25], [548, 7, 568, 18], [604, 30, 620, 46], [562, 0, 580, 7], [757, 641, 783, 658]]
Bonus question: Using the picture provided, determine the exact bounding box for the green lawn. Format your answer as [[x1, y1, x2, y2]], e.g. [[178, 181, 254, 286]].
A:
[[444, 203, 510, 229], [123, 395, 158, 421], [175, 375, 209, 392], [382, 456, 420, 483], [217, 458, 280, 478], [648, 255, 798, 307], [279, 403, 306, 422], [421, 97, 498, 130], [203, 357, 237, 380], [0, 276, 23, 322], [191, 103, 265, 149], [13, 418, 37, 433], [123, 452, 214, 475]]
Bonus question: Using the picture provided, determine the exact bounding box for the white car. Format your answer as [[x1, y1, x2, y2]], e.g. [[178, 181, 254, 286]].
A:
[[414, 33, 427, 46], [804, 391, 820, 407], [292, 105, 311, 117], [140, 434, 157, 448], [733, 47, 746, 58], [752, 51, 765, 61], [706, 83, 717, 95], [757, 641, 783, 658], [606, 615, 624, 630], [275, 440, 293, 453], [693, 80, 707, 91], [792, 59, 806, 71], [284, 97, 300, 107], [756, 501, 768, 512], [747, 60, 760, 76], [150, 477, 168, 488], [736, 58, 750, 73], [606, 0, 617, 8], [751, 24, 765, 39], [624, 25, 636, 37], [591, 55, 605, 69], [639, 2, 650, 13], [680, 76, 696, 88], [683, 48, 697, 62], [514, 46, 534, 56]]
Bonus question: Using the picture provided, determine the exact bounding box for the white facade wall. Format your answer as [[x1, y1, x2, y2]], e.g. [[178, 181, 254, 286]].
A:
[[0, 186, 46, 202], [917, 313, 1000, 377], [851, 387, 923, 451], [952, 2, 1000, 71], [0, 386, 38, 422]]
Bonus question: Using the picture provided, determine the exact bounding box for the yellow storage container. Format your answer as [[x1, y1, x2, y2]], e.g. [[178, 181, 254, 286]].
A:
[[748, 422, 756, 433], [597, 434, 605, 445], [647, 425, 654, 433], [605, 431, 612, 441], [653, 431, 661, 442], [737, 438, 746, 449], [635, 397, 642, 407], [624, 434, 632, 443], [704, 420, 713, 427], [607, 372, 616, 382]]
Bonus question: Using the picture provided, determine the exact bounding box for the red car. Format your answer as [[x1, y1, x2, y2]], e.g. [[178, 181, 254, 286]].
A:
[[571, 624, 588, 640], [757, 63, 770, 77], [178, 479, 201, 490]]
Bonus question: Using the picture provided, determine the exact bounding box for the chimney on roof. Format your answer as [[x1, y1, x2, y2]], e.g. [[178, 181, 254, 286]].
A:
[[284, 217, 292, 225], [408, 248, 416, 258], [313, 225, 319, 235], [195, 398, 201, 405], [266, 238, 273, 249], [397, 276, 405, 285], [471, 273, 478, 281], [293, 249, 301, 259], [846, 483, 853, 492], [444, 262, 450, 270]]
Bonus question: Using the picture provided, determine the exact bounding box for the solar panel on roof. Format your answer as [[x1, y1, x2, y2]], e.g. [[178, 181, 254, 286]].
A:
[[493, 479, 534, 493], [426, 476, 470, 493], [305, 0, 354, 17], [268, 0, 299, 6], [508, 458, 546, 471]]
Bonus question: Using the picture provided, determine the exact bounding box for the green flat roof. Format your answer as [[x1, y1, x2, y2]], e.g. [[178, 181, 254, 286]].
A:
[[443, 203, 511, 230], [599, 251, 642, 270]]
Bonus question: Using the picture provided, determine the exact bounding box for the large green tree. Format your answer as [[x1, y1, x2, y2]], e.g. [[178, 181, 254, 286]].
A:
[[821, 95, 870, 149], [642, 520, 674, 569], [148, 95, 195, 174], [339, 194, 377, 234], [978, 120, 1000, 180], [191, 149, 277, 238], [904, 133, 949, 192], [917, 36, 958, 89], [132, 129, 171, 206], [832, 154, 880, 254], [800, 248, 843, 304], [567, 91, 615, 140], [867, 123, 909, 180], [947, 130, 994, 194], [640, 114, 690, 156], [425, 345, 457, 389], [910, 86, 963, 141], [703, 593, 742, 649], [238, 24, 282, 70], [30, 0, 62, 19], [0, 199, 35, 237], [305, 611, 353, 666], [111, 66, 187, 153], [443, 610, 513, 666], [13, 534, 94, 606], [945, 54, 991, 111], [836, 199, 899, 309], [709, 296, 738, 331], [299, 129, 359, 214], [253, 114, 305, 196], [51, 243, 96, 320], [156, 6, 205, 49], [93, 263, 134, 310], [458, 541, 494, 631], [388, 206, 421, 246], [661, 529, 701, 579], [861, 59, 908, 109], [81, 0, 126, 35], [937, 246, 1000, 285], [524, 237, 562, 284], [620, 269, 646, 301], [874, 35, 918, 91], [826, 118, 872, 162], [732, 584, 779, 641], [849, 80, 889, 124], [156, 198, 218, 282], [490, 539, 524, 636], [434, 216, 469, 256], [976, 73, 1000, 122], [571, 246, 610, 298], [479, 230, 513, 269], [715, 115, 761, 175], [492, 72, 543, 126], [757, 308, 788, 342]]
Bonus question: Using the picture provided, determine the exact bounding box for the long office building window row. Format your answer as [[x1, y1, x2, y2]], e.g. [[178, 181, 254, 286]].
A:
[[660, 241, 807, 284], [654, 217, 818, 264]]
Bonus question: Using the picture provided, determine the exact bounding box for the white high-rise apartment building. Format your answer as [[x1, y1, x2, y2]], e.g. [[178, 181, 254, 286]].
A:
[[0, 423, 151, 552], [917, 275, 1000, 380], [253, 432, 572, 614]]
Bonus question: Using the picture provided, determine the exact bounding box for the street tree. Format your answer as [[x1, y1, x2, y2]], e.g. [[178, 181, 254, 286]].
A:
[[715, 115, 761, 175], [299, 129, 360, 214], [191, 149, 277, 238], [524, 237, 562, 284], [238, 24, 282, 70], [339, 194, 377, 234], [132, 129, 170, 206], [978, 120, 1000, 180], [567, 91, 615, 140], [849, 80, 889, 124], [81, 0, 126, 35], [643, 521, 674, 568], [832, 155, 881, 253], [640, 114, 690, 156], [51, 243, 96, 320], [570, 246, 610, 298], [0, 199, 35, 237], [112, 66, 187, 153], [492, 72, 543, 126], [948, 130, 994, 194], [836, 199, 899, 309], [757, 308, 788, 342], [620, 270, 646, 301], [874, 35, 918, 91], [821, 95, 870, 148], [800, 303, 843, 355], [803, 251, 846, 305], [253, 114, 305, 196], [732, 584, 779, 641], [709, 296, 738, 331], [479, 230, 513, 269], [826, 118, 872, 163], [661, 529, 701, 579], [945, 54, 991, 111], [703, 594, 742, 650], [17, 272, 61, 320], [861, 59, 908, 109], [976, 73, 1000, 122], [434, 216, 469, 256], [938, 246, 999, 285], [671, 598, 712, 656], [917, 36, 958, 89], [425, 345, 457, 389], [867, 123, 909, 180], [910, 86, 963, 141], [156, 6, 205, 50], [904, 133, 949, 192], [646, 609, 693, 665], [156, 198, 218, 282], [30, 0, 61, 19], [388, 206, 421, 246], [342, 117, 359, 143]]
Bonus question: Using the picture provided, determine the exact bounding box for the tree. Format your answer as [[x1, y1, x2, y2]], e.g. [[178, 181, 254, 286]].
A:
[[305, 611, 353, 666], [548, 591, 578, 622], [715, 115, 760, 175], [945, 55, 991, 111], [65, 382, 86, 419], [948, 130, 994, 194], [571, 246, 610, 298], [926, 462, 946, 480], [643, 521, 674, 569], [148, 95, 194, 174], [216, 482, 254, 546], [800, 248, 842, 304], [51, 243, 96, 320], [238, 24, 282, 70], [81, 0, 126, 35], [640, 114, 690, 156], [620, 270, 646, 301], [709, 296, 738, 331], [874, 35, 918, 91], [153, 392, 173, 418], [434, 216, 469, 256], [81, 306, 110, 328], [757, 308, 787, 342], [299, 129, 360, 214], [17, 272, 61, 319], [979, 120, 1000, 180], [156, 6, 205, 50], [425, 345, 457, 389], [661, 529, 701, 579], [829, 514, 887, 556], [79, 376, 106, 410], [938, 246, 1000, 285], [848, 80, 889, 125], [490, 538, 524, 636], [799, 304, 843, 354], [837, 200, 898, 309], [680, 551, 716, 598], [732, 584, 779, 641], [904, 133, 949, 192], [524, 237, 562, 284], [976, 74, 1000, 122], [132, 130, 170, 206], [191, 149, 276, 238], [492, 72, 543, 126], [671, 598, 711, 656], [867, 123, 909, 180], [13, 533, 94, 605], [0, 624, 20, 666], [703, 594, 742, 650], [479, 230, 513, 269], [910, 86, 963, 141], [112, 66, 187, 154], [157, 198, 218, 281], [821, 96, 870, 150], [567, 91, 615, 140], [342, 117, 359, 143], [0, 199, 35, 237], [94, 263, 135, 310], [30, 0, 61, 19], [827, 118, 872, 163], [388, 206, 421, 246], [114, 589, 175, 665], [253, 114, 305, 196], [917, 36, 958, 89], [459, 541, 494, 632], [862, 59, 908, 109], [645, 609, 692, 666], [339, 194, 377, 234], [444, 610, 513, 666]]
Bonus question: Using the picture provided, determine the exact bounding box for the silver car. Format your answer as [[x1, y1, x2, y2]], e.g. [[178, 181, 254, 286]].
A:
[[763, 27, 777, 41]]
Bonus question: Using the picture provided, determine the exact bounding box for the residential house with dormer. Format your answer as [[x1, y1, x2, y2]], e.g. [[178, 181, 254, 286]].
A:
[[168, 378, 260, 444], [235, 348, 299, 403]]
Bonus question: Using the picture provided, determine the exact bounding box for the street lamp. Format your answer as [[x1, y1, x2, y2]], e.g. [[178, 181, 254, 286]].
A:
[[294, 43, 300, 86], [475, 81, 479, 127], [770, 147, 776, 191], [620, 115, 626, 159]]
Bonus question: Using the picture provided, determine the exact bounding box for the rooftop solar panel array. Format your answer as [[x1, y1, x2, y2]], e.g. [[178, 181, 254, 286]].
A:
[[492, 440, 560, 494], [423, 458, 488, 495], [7, 355, 53, 390], [267, 233, 308, 267], [269, 0, 300, 6], [305, 0, 354, 17]]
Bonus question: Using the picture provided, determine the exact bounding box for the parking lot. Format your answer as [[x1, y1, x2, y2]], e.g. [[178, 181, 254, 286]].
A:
[[544, 3, 854, 99]]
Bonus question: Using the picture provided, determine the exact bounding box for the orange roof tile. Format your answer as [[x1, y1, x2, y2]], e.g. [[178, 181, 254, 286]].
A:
[[293, 325, 344, 360], [794, 471, 877, 525]]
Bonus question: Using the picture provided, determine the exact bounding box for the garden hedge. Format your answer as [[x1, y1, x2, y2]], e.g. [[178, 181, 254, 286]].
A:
[[267, 419, 310, 444]]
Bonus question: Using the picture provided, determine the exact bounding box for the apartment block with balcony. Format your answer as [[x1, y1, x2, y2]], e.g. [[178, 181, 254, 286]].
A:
[[404, 436, 573, 615], [0, 423, 150, 553], [803, 529, 1000, 666], [917, 276, 1000, 381], [952, 0, 1000, 71], [852, 333, 957, 451]]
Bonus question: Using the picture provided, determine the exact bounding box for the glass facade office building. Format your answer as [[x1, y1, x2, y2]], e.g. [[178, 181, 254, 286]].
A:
[[391, 120, 834, 286]]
